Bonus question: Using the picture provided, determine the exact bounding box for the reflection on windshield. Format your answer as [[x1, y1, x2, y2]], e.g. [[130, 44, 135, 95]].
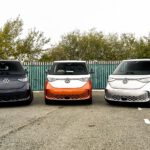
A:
[[0, 62, 24, 75], [113, 61, 150, 75], [49, 63, 88, 75]]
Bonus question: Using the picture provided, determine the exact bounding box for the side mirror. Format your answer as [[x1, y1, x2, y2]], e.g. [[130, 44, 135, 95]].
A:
[[24, 68, 28, 74], [89, 68, 94, 74], [45, 66, 51, 74], [45, 69, 48, 74], [45, 69, 50, 74]]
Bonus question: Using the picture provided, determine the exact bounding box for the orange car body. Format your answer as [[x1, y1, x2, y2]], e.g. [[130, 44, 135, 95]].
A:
[[44, 61, 92, 103]]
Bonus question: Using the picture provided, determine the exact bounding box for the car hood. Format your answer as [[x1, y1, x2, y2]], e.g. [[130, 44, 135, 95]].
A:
[[0, 75, 26, 90], [108, 75, 150, 89], [47, 74, 90, 88]]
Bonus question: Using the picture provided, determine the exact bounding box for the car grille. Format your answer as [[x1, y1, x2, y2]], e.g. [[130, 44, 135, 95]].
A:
[[47, 92, 89, 100], [0, 91, 29, 102], [105, 91, 149, 102]]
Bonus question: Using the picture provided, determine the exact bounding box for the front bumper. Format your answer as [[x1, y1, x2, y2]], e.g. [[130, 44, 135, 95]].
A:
[[0, 84, 32, 103], [105, 88, 150, 103], [45, 81, 92, 101]]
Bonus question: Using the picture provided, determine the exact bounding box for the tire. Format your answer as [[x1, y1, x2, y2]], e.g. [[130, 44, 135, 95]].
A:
[[106, 99, 114, 105], [24, 99, 32, 105], [45, 98, 52, 105], [24, 92, 33, 105], [86, 98, 93, 105]]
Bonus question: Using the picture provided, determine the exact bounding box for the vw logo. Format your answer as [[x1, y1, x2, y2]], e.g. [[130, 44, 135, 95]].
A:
[[65, 78, 70, 83], [123, 78, 128, 84], [3, 78, 9, 84]]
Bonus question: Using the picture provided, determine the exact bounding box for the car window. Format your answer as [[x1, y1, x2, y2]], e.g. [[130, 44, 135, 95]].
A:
[[0, 61, 25, 75], [49, 62, 88, 75], [113, 61, 150, 75]]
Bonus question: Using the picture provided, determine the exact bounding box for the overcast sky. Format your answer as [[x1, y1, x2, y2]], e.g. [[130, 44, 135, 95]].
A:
[[0, 0, 150, 44]]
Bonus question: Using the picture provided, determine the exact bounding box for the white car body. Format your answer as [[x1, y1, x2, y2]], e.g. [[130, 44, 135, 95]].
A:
[[105, 59, 150, 103], [47, 74, 90, 88], [47, 60, 90, 88]]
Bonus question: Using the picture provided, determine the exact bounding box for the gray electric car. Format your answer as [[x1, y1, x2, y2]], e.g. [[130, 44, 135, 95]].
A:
[[0, 60, 33, 104], [105, 59, 150, 104]]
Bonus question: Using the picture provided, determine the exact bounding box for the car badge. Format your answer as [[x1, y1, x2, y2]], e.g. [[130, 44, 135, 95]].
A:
[[65, 78, 70, 83], [3, 78, 9, 84], [123, 78, 128, 84]]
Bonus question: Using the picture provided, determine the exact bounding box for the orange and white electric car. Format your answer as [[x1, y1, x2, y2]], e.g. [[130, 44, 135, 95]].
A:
[[44, 60, 92, 104]]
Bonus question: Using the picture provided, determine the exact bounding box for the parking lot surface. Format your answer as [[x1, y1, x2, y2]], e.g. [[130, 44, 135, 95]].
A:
[[0, 91, 150, 150]]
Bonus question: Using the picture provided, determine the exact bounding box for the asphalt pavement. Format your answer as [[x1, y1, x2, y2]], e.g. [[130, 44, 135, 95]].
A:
[[0, 91, 150, 150]]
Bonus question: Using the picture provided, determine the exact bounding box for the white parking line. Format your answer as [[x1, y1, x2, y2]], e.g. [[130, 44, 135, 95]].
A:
[[138, 107, 142, 111], [144, 119, 150, 125]]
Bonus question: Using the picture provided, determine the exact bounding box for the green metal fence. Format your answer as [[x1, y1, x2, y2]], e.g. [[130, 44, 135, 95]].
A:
[[23, 61, 121, 91]]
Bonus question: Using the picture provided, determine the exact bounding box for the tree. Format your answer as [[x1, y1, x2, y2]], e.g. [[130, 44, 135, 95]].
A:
[[14, 29, 50, 61], [40, 29, 150, 61], [135, 35, 150, 58], [0, 17, 23, 59], [0, 17, 50, 61]]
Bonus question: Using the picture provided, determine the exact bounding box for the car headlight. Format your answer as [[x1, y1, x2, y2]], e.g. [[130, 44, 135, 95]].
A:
[[138, 78, 150, 83], [18, 77, 28, 82], [108, 77, 115, 82], [79, 77, 89, 82], [47, 77, 56, 82]]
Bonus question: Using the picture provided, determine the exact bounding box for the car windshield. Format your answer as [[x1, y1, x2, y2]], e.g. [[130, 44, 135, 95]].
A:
[[113, 61, 150, 75], [49, 62, 88, 75], [0, 61, 25, 75]]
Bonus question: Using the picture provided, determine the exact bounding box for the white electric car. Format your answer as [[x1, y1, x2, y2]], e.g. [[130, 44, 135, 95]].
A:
[[105, 59, 150, 104]]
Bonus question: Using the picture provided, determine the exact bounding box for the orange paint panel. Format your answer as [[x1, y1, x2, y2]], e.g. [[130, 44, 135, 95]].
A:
[[44, 80, 92, 100]]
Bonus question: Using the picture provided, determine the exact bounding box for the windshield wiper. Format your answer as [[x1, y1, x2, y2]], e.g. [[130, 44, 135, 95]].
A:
[[125, 71, 135, 75]]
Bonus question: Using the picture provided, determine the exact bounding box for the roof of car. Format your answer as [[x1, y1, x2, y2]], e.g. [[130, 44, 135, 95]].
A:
[[54, 60, 86, 63], [0, 60, 20, 62], [0, 60, 19, 61], [123, 59, 150, 61]]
